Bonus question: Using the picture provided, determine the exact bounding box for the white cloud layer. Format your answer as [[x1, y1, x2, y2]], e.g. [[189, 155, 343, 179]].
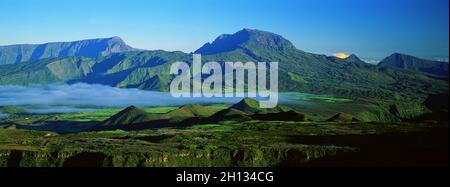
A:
[[0, 83, 244, 114]]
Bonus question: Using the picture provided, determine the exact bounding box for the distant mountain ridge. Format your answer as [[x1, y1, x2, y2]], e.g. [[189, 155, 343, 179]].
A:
[[195, 28, 295, 55], [0, 36, 136, 65], [378, 53, 449, 77]]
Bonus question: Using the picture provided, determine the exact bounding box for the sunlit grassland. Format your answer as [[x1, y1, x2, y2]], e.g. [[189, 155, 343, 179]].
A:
[[187, 124, 234, 132], [144, 106, 178, 114], [290, 93, 353, 103], [57, 108, 122, 122], [55, 104, 230, 123]]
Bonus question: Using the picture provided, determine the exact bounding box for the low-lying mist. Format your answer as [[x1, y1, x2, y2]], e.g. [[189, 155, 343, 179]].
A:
[[0, 112, 8, 118], [0, 83, 245, 114], [0, 83, 311, 115]]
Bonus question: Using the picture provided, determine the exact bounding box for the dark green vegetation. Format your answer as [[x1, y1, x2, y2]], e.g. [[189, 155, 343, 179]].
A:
[[290, 93, 352, 103], [0, 116, 447, 167], [0, 57, 97, 85], [326, 113, 358, 122], [0, 97, 448, 167]]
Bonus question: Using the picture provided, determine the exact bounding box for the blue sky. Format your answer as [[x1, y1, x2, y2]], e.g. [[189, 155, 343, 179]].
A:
[[0, 0, 448, 60]]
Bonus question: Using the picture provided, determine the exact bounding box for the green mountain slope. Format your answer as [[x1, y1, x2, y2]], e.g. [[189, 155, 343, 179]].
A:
[[198, 29, 447, 101], [378, 53, 449, 77], [69, 50, 191, 90], [230, 98, 291, 114], [161, 104, 216, 122], [326, 112, 358, 122], [91, 106, 159, 130], [0, 57, 96, 85], [208, 98, 305, 122]]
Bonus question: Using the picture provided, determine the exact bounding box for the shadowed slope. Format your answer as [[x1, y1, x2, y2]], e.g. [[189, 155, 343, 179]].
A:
[[326, 112, 359, 122], [91, 106, 159, 130], [161, 104, 216, 122]]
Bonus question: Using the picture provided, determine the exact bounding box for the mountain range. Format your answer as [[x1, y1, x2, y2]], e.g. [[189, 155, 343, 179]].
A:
[[0, 29, 448, 104], [378, 53, 449, 77], [0, 36, 136, 65]]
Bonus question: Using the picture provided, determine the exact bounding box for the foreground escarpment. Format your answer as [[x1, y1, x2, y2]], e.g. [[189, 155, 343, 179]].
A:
[[0, 145, 351, 167]]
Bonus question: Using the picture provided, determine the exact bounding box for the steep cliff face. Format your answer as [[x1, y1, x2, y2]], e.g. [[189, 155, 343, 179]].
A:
[[0, 37, 136, 65], [0, 145, 353, 167], [378, 53, 449, 77]]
